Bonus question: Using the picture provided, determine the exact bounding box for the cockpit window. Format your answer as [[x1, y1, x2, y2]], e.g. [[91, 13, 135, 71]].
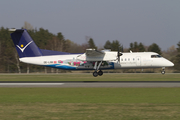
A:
[[151, 55, 162, 58]]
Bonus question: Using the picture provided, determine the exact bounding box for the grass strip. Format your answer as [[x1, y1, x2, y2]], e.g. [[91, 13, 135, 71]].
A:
[[0, 88, 180, 120], [0, 73, 180, 81]]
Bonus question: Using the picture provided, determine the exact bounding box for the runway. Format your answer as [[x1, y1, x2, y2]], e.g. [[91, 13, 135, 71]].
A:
[[0, 81, 180, 87]]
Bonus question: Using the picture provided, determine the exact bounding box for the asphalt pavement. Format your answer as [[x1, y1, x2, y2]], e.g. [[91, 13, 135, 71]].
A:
[[0, 81, 180, 88]]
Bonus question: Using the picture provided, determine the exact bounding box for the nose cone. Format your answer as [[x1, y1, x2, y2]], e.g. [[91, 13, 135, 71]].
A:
[[165, 60, 174, 67], [152, 58, 174, 67], [169, 61, 174, 67]]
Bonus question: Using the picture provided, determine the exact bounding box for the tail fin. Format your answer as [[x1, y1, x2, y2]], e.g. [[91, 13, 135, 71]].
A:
[[10, 29, 42, 58]]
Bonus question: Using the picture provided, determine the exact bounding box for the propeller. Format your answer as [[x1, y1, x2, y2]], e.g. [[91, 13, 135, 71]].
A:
[[117, 45, 123, 63]]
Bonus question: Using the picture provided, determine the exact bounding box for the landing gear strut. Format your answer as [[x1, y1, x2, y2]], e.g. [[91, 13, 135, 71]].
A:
[[161, 67, 165, 75], [92, 61, 103, 77]]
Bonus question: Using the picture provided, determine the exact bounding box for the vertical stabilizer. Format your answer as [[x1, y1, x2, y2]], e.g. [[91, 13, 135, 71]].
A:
[[10, 29, 42, 58]]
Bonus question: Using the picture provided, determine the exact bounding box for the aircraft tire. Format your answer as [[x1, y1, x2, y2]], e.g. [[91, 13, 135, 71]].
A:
[[161, 70, 165, 75], [93, 71, 98, 77], [98, 70, 103, 76]]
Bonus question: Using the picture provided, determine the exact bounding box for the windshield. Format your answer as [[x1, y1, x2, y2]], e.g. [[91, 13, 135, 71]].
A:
[[151, 55, 162, 58]]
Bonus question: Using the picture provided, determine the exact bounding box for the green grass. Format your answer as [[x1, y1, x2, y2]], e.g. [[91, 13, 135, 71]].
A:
[[0, 73, 180, 119], [0, 73, 180, 81], [0, 88, 180, 120], [0, 88, 180, 103]]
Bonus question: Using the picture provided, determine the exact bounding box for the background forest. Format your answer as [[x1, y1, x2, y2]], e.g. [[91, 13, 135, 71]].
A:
[[0, 23, 180, 73]]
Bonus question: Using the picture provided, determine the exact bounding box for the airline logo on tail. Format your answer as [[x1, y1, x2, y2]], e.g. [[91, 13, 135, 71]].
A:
[[16, 41, 33, 52]]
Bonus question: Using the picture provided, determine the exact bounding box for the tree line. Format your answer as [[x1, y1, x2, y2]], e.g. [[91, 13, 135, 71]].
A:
[[0, 26, 180, 73]]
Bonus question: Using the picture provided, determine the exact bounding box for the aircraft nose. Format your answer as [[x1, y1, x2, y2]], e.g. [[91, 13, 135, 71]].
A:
[[166, 60, 174, 67], [169, 61, 174, 67]]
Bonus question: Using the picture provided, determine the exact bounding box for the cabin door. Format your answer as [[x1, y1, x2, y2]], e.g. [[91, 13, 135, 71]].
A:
[[136, 56, 141, 66]]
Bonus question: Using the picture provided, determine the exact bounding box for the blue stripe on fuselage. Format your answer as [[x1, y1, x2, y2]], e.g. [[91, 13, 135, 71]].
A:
[[44, 62, 114, 70], [45, 64, 77, 70]]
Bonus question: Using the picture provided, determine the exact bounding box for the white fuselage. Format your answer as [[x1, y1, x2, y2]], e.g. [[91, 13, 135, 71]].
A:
[[19, 52, 174, 70]]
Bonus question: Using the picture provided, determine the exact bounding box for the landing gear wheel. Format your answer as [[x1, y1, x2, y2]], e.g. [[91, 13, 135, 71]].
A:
[[98, 70, 103, 76], [161, 70, 165, 75], [93, 71, 98, 77]]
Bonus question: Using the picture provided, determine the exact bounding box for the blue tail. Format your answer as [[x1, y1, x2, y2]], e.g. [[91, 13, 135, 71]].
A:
[[10, 29, 42, 58]]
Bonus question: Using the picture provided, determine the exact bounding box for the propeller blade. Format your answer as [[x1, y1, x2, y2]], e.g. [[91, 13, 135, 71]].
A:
[[117, 46, 120, 63], [117, 45, 123, 63]]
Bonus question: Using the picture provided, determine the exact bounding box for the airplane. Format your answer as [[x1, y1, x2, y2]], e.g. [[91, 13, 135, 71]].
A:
[[9, 29, 174, 77]]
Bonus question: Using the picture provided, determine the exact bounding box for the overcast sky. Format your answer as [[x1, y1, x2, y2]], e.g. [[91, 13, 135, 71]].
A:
[[1, 0, 180, 50]]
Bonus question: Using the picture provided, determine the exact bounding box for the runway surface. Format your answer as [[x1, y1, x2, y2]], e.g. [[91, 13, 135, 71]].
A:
[[0, 81, 180, 88]]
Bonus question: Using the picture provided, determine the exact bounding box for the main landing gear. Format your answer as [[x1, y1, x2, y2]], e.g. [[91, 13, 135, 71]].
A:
[[161, 67, 165, 75], [93, 70, 103, 77], [92, 61, 104, 77]]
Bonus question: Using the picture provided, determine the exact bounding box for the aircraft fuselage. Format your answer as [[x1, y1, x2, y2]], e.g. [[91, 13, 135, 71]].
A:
[[19, 52, 174, 70]]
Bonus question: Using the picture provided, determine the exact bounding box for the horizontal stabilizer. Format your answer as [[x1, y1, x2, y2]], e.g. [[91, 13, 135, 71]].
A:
[[9, 28, 16, 32]]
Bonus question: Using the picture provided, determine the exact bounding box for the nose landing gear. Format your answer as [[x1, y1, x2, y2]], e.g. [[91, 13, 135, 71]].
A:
[[161, 67, 165, 75]]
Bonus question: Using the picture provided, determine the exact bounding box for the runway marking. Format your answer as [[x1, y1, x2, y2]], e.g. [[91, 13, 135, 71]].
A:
[[0, 83, 64, 86], [1, 82, 180, 88]]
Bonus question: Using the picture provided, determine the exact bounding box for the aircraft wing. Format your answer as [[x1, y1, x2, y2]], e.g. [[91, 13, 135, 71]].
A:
[[85, 49, 105, 56], [77, 49, 117, 61]]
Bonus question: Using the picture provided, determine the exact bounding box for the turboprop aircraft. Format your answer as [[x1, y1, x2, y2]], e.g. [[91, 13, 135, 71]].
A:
[[9, 29, 174, 77]]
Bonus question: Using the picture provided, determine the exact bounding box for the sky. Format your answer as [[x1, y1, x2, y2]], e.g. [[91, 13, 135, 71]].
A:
[[0, 0, 180, 51]]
